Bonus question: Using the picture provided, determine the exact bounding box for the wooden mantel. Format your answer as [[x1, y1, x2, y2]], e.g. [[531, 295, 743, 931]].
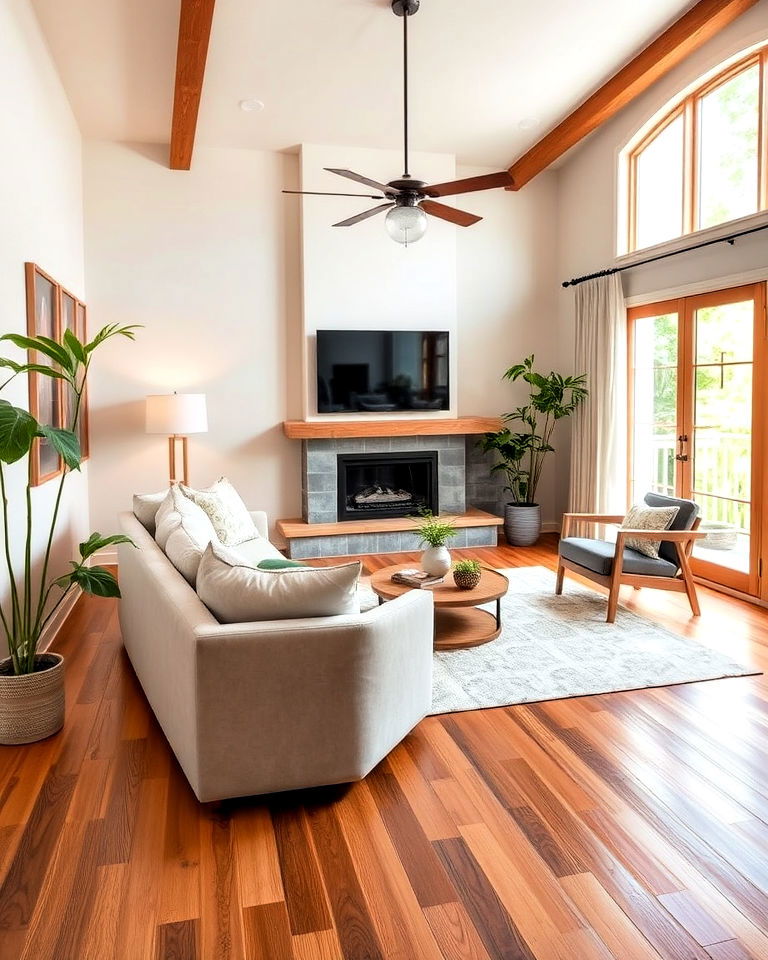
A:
[[282, 416, 502, 440]]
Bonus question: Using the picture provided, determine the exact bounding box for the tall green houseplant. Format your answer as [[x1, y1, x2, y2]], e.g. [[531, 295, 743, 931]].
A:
[[0, 322, 138, 741], [479, 355, 587, 545]]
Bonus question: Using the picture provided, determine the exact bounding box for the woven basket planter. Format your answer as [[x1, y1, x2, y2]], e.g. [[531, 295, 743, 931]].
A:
[[453, 569, 481, 590], [0, 654, 65, 745]]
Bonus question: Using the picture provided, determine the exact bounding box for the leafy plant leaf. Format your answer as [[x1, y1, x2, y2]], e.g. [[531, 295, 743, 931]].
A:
[[0, 400, 38, 464], [37, 425, 81, 470], [69, 565, 122, 598], [63, 328, 87, 364], [78, 532, 134, 561], [0, 333, 73, 373], [85, 324, 142, 354]]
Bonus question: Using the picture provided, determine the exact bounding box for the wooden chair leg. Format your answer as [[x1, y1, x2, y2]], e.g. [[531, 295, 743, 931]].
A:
[[607, 538, 626, 623], [676, 543, 701, 617], [555, 563, 565, 595]]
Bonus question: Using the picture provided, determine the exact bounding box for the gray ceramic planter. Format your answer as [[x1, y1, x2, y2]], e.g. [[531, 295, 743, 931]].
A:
[[504, 503, 541, 547]]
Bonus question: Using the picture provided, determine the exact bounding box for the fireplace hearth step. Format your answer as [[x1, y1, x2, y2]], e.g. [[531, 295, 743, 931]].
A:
[[276, 508, 502, 560]]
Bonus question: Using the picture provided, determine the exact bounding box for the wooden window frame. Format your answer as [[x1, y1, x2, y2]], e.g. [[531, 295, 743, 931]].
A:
[[627, 45, 768, 253]]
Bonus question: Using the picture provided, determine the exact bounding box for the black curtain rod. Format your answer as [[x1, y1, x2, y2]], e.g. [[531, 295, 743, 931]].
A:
[[562, 221, 768, 288]]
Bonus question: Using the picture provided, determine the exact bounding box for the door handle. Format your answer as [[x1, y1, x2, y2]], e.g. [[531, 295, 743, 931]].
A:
[[675, 434, 689, 462]]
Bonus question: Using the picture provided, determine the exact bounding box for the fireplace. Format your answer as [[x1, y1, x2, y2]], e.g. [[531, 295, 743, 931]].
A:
[[337, 451, 438, 522]]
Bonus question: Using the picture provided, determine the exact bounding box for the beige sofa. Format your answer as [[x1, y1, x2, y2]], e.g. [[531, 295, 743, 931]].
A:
[[117, 511, 434, 802]]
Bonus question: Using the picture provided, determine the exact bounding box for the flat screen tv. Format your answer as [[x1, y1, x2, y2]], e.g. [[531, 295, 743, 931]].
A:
[[316, 330, 450, 414]]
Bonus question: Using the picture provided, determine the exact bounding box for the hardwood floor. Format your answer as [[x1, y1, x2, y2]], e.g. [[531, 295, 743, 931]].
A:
[[1, 535, 767, 959]]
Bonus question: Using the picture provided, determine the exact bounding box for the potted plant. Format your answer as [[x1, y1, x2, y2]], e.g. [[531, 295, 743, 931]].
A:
[[0, 322, 138, 744], [453, 559, 482, 590], [479, 355, 587, 547], [414, 511, 457, 577]]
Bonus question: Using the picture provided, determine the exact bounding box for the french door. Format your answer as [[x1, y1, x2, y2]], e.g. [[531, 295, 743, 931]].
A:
[[628, 283, 767, 597]]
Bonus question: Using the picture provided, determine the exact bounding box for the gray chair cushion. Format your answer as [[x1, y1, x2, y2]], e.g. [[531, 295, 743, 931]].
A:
[[559, 537, 679, 578], [643, 493, 699, 565]]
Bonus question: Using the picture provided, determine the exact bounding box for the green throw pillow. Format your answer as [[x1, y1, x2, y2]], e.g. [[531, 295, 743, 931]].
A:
[[256, 558, 308, 570]]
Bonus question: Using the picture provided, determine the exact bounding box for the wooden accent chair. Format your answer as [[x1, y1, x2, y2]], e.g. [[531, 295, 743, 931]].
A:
[[556, 493, 705, 623]]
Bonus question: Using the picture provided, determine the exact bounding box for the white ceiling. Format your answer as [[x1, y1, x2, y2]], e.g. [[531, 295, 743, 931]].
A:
[[32, 0, 697, 168]]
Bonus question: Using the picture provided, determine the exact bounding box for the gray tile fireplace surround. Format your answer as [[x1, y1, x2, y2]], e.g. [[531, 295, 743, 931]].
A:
[[291, 435, 504, 559]]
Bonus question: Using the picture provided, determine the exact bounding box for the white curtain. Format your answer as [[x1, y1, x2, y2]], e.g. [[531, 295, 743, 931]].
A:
[[568, 273, 628, 514]]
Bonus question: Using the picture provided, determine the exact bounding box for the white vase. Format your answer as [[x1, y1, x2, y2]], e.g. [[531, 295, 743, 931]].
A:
[[421, 545, 451, 577]]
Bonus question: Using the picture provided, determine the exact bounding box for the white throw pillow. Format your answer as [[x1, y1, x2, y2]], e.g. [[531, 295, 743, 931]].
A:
[[196, 541, 361, 623], [164, 525, 209, 585], [621, 503, 679, 559], [179, 477, 257, 546], [154, 485, 216, 552], [132, 491, 168, 535]]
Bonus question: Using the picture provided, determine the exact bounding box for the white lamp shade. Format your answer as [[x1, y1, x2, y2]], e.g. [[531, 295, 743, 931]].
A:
[[145, 394, 208, 435]]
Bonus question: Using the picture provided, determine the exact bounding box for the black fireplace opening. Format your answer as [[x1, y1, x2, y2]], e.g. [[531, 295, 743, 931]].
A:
[[337, 451, 438, 521]]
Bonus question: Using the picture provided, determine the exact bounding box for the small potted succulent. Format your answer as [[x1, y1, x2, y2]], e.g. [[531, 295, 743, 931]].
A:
[[453, 559, 482, 590], [414, 511, 457, 577]]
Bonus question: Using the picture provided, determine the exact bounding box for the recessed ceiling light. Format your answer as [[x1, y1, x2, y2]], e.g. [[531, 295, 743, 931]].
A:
[[239, 99, 265, 113], [518, 116, 540, 130]]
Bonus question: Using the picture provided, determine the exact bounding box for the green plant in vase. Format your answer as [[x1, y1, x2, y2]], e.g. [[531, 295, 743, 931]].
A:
[[479, 355, 587, 546], [0, 322, 139, 744], [414, 510, 456, 577]]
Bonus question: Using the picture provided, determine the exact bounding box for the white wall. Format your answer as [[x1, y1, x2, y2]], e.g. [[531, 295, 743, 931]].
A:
[[457, 165, 561, 523], [83, 141, 303, 538], [555, 4, 768, 518], [300, 145, 458, 419], [0, 0, 90, 655]]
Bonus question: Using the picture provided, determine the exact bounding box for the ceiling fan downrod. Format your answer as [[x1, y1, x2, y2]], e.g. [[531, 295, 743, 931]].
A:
[[392, 0, 420, 180]]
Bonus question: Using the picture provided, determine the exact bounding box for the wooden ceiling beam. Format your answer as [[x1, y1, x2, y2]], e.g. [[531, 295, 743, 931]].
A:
[[169, 0, 216, 170], [507, 0, 760, 190]]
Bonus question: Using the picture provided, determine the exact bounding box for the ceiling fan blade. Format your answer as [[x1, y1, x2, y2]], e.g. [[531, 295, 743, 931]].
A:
[[420, 200, 482, 227], [332, 203, 396, 228], [422, 171, 513, 198], [325, 168, 399, 196], [283, 190, 386, 199]]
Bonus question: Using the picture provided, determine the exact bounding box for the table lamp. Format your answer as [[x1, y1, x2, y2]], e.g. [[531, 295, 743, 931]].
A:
[[145, 393, 208, 485]]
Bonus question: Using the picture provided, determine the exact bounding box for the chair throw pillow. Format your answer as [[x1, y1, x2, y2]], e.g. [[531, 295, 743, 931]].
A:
[[179, 477, 257, 546], [620, 503, 680, 559], [196, 541, 361, 623]]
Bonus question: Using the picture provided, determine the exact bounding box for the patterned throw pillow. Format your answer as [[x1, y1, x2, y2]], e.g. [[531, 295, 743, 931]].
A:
[[179, 477, 257, 546], [620, 503, 680, 559]]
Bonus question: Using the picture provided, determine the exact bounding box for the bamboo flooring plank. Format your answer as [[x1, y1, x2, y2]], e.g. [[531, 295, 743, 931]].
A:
[[98, 737, 147, 865], [657, 890, 736, 947], [307, 802, 385, 960], [382, 749, 459, 841], [291, 928, 345, 960], [242, 901, 294, 960], [198, 809, 245, 960], [155, 918, 200, 960], [271, 804, 333, 936], [706, 940, 757, 959], [434, 837, 535, 960], [423, 900, 493, 960], [79, 863, 127, 960], [158, 764, 201, 925], [366, 767, 456, 908], [559, 872, 665, 960], [232, 804, 284, 908]]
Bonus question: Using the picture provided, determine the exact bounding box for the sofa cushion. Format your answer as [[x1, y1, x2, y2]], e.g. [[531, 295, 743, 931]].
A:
[[644, 492, 699, 565], [132, 490, 168, 535], [620, 503, 679, 559], [179, 477, 257, 546], [196, 541, 361, 623], [153, 487, 218, 584], [230, 535, 284, 566], [559, 537, 679, 577]]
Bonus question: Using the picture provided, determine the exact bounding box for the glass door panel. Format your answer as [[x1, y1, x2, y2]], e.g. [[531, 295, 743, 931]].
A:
[[688, 297, 757, 588], [629, 309, 680, 505]]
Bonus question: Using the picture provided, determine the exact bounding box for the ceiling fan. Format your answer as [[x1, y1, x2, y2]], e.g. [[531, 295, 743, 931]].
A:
[[283, 0, 514, 245]]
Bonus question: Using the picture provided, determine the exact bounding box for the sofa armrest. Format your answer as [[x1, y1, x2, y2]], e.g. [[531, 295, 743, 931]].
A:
[[191, 590, 434, 800], [249, 510, 269, 539]]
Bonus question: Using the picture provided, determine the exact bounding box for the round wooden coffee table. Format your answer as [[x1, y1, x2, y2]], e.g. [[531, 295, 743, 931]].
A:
[[370, 564, 509, 650]]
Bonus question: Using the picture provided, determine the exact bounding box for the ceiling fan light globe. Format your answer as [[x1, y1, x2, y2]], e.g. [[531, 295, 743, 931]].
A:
[[385, 205, 427, 246]]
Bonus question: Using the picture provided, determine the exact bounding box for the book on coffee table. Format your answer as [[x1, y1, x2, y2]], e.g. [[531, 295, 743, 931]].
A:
[[390, 569, 445, 588]]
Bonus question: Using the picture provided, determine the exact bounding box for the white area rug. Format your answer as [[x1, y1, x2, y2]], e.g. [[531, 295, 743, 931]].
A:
[[361, 565, 757, 716]]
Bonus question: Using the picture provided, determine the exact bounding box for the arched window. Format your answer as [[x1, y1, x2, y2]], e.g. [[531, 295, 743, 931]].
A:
[[626, 45, 767, 253]]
